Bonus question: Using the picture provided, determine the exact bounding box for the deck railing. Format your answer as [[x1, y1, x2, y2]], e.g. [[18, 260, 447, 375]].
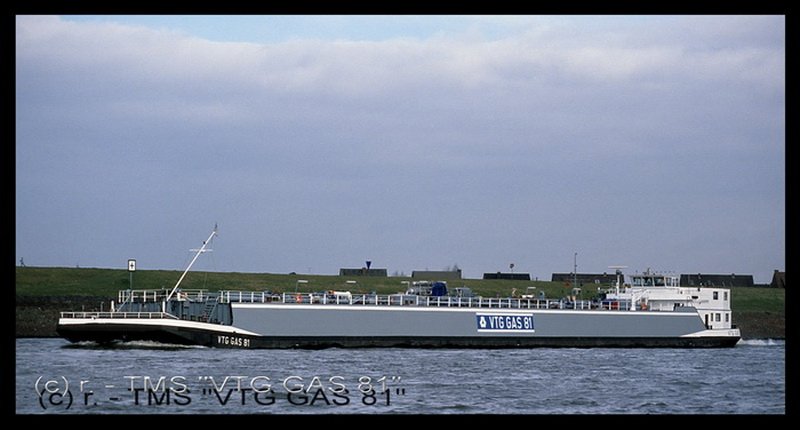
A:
[[219, 291, 621, 311], [60, 311, 179, 320], [118, 289, 211, 303], [106, 289, 638, 312]]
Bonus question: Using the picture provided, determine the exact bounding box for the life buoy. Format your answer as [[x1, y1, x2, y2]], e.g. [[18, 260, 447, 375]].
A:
[[295, 294, 302, 303]]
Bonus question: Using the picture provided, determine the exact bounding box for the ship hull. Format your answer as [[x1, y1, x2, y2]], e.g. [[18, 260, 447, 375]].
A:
[[57, 322, 217, 346], [57, 324, 740, 349], [57, 304, 741, 348], [230, 335, 740, 349]]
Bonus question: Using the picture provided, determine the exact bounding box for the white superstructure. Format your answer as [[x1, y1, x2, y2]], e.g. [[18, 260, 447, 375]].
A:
[[605, 269, 735, 330]]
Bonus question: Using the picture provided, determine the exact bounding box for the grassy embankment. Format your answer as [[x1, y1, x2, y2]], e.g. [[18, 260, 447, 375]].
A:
[[16, 267, 784, 339]]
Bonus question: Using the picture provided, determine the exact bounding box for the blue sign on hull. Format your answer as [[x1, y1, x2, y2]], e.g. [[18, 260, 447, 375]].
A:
[[476, 313, 535, 332]]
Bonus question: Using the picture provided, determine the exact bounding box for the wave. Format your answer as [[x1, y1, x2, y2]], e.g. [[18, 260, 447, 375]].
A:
[[62, 340, 208, 350], [737, 338, 784, 347]]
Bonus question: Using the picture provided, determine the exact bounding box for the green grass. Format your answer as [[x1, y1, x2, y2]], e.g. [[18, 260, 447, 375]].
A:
[[16, 266, 582, 298], [16, 267, 785, 314], [730, 287, 785, 314]]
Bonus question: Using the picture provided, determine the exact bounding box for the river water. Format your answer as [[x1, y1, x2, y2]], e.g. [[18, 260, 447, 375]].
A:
[[16, 338, 784, 414]]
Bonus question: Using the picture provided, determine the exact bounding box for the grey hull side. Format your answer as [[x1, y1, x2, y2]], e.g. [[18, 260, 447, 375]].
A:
[[231, 304, 708, 338]]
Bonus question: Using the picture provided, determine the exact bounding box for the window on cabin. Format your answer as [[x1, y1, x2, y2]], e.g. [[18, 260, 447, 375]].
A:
[[725, 313, 729, 323], [713, 291, 719, 300], [716, 313, 721, 322], [724, 291, 728, 301]]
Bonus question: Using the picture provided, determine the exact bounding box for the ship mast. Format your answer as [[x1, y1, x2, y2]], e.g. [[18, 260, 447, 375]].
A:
[[608, 265, 627, 295], [165, 225, 217, 301]]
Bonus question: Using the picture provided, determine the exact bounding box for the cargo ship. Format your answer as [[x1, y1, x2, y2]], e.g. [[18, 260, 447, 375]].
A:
[[57, 227, 741, 348]]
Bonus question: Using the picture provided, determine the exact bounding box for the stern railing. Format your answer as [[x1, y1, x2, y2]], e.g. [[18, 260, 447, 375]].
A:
[[59, 311, 179, 320]]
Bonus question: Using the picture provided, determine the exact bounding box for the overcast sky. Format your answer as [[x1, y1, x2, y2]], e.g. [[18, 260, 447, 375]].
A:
[[15, 15, 784, 283]]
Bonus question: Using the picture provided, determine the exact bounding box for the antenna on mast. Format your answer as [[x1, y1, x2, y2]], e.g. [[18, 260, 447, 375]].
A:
[[166, 225, 218, 301]]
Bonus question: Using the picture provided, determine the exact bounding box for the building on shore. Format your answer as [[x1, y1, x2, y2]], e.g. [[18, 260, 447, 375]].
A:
[[338, 268, 388, 277], [770, 270, 785, 288], [680, 273, 754, 288], [484, 272, 531, 281]]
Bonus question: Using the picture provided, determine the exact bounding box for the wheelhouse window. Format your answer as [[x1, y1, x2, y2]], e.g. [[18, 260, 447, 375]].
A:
[[713, 291, 719, 300], [724, 291, 728, 301]]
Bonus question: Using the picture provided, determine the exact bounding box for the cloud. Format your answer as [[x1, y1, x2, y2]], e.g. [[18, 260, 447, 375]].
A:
[[17, 16, 783, 163], [16, 15, 785, 282]]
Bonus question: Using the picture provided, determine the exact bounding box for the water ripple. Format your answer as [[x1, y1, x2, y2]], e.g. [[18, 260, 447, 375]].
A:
[[16, 339, 784, 414]]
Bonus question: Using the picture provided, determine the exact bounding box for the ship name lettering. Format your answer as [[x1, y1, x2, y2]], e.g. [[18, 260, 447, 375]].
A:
[[217, 335, 250, 348], [478, 314, 534, 330]]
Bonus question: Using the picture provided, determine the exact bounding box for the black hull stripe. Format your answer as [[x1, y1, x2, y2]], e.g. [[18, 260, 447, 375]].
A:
[[57, 324, 740, 349]]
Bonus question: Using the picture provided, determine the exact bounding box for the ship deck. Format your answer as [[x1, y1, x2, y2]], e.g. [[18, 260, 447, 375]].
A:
[[60, 289, 644, 321], [221, 290, 632, 311]]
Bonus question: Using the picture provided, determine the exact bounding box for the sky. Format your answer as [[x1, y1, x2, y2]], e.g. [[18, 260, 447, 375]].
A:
[[15, 15, 785, 283]]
